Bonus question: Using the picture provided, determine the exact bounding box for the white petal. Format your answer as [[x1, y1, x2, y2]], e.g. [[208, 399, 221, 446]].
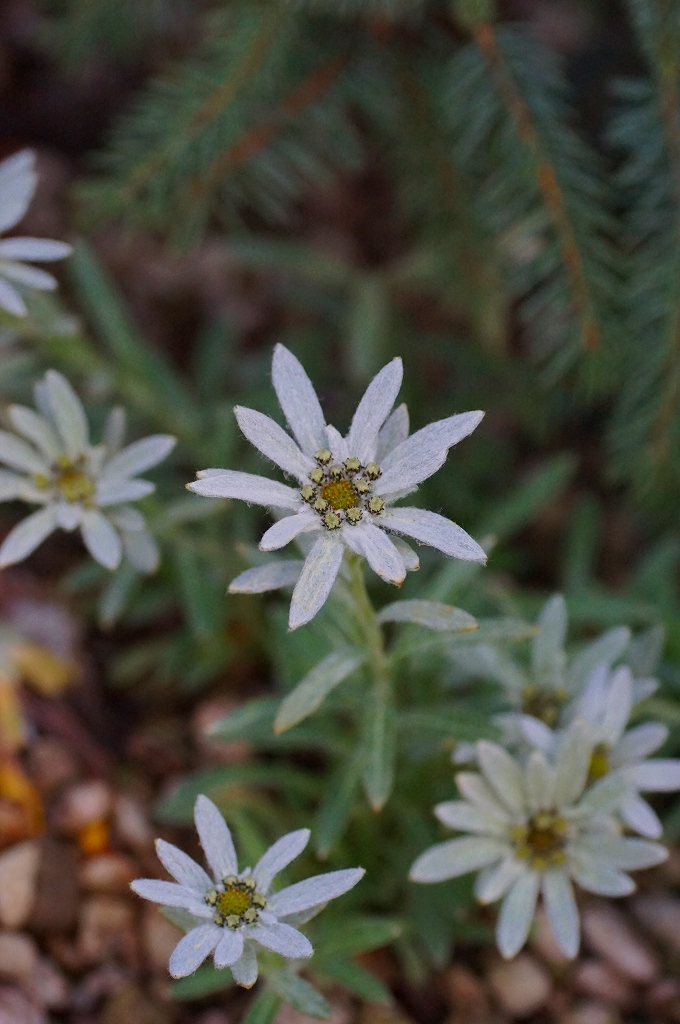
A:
[[268, 867, 364, 917], [0, 150, 36, 233], [434, 800, 507, 835], [569, 857, 635, 897], [0, 278, 26, 316], [214, 928, 244, 968], [235, 407, 313, 482], [524, 750, 556, 813], [0, 430, 49, 474], [101, 435, 175, 481], [289, 534, 344, 630], [0, 506, 57, 566], [231, 942, 259, 988], [55, 501, 81, 530], [496, 870, 540, 959], [376, 410, 483, 496], [325, 425, 348, 462], [123, 529, 159, 573], [103, 407, 126, 455], [455, 772, 510, 821], [80, 510, 122, 570], [532, 595, 567, 676], [130, 878, 214, 917], [0, 260, 56, 290], [572, 772, 626, 818], [576, 835, 667, 871], [409, 837, 505, 883], [347, 357, 403, 464], [260, 512, 319, 551], [619, 793, 663, 838], [599, 667, 633, 746], [0, 469, 27, 501], [7, 405, 61, 461], [568, 627, 631, 693], [0, 237, 71, 261], [229, 560, 303, 594], [626, 759, 680, 792], [475, 857, 525, 904], [393, 537, 419, 571], [577, 662, 609, 723], [542, 870, 579, 958], [194, 795, 238, 881], [168, 924, 221, 978], [94, 478, 154, 507], [380, 507, 486, 563], [109, 505, 145, 532], [249, 921, 313, 959], [633, 678, 658, 703], [519, 716, 556, 754], [376, 403, 409, 461], [155, 839, 212, 893], [188, 470, 300, 510], [253, 829, 310, 893], [341, 521, 405, 585], [554, 720, 591, 808], [44, 370, 88, 459], [477, 741, 525, 815], [614, 723, 668, 765], [271, 344, 328, 456]]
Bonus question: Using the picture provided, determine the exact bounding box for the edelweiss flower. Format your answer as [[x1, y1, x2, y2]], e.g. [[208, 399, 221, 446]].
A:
[[189, 344, 486, 629], [0, 370, 175, 571], [0, 150, 72, 317], [410, 722, 667, 959], [131, 795, 364, 985]]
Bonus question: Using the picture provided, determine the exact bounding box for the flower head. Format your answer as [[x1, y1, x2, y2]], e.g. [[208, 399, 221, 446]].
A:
[[410, 721, 667, 960], [0, 151, 72, 317], [0, 370, 175, 571], [131, 795, 364, 986], [189, 344, 485, 629]]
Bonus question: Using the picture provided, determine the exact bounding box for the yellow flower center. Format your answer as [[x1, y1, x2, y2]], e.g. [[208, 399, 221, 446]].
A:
[[512, 812, 567, 870], [301, 451, 385, 529], [520, 685, 568, 727], [217, 886, 252, 918], [588, 743, 610, 783], [321, 478, 359, 510], [205, 876, 267, 928], [55, 466, 95, 504]]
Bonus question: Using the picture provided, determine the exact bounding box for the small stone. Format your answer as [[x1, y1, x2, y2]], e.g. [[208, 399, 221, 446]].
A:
[[531, 906, 572, 968], [24, 958, 69, 1010], [58, 780, 112, 832], [489, 953, 552, 1017], [112, 794, 153, 851], [0, 842, 40, 928], [28, 839, 79, 933], [356, 1007, 414, 1024], [559, 1002, 620, 1024], [646, 978, 680, 1017], [573, 961, 634, 1007], [77, 896, 136, 964], [0, 987, 46, 1024], [27, 738, 78, 794], [631, 893, 680, 953], [581, 903, 659, 983], [141, 907, 182, 973], [101, 985, 169, 1024], [71, 963, 130, 1013], [440, 965, 489, 1023], [0, 933, 38, 982], [80, 853, 137, 895]]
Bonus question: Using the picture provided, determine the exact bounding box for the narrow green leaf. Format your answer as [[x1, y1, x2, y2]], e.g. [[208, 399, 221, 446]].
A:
[[478, 454, 576, 542], [267, 971, 331, 1020], [275, 647, 365, 733], [313, 917, 402, 957], [98, 560, 139, 628], [377, 600, 478, 633], [209, 698, 279, 739], [316, 957, 392, 1004], [169, 963, 233, 1000], [362, 684, 396, 812], [392, 617, 538, 663], [174, 544, 222, 639], [242, 990, 282, 1024], [398, 706, 497, 742], [346, 274, 391, 380], [315, 752, 363, 858]]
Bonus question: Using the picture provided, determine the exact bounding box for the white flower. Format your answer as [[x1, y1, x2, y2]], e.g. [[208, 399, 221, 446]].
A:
[[0, 370, 175, 571], [188, 344, 486, 629], [0, 151, 72, 317], [131, 795, 364, 986], [409, 722, 667, 960]]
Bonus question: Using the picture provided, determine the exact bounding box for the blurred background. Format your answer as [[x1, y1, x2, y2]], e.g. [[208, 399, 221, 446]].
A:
[[2, 0, 680, 1022]]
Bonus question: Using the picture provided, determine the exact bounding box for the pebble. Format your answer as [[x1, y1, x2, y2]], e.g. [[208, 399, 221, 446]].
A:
[[27, 738, 79, 794], [581, 904, 659, 983], [0, 933, 39, 982], [440, 965, 489, 1021], [0, 987, 46, 1024], [100, 984, 170, 1024], [78, 897, 136, 964], [488, 953, 552, 1017], [631, 893, 680, 953], [0, 842, 40, 929], [58, 780, 112, 832], [113, 794, 153, 851], [24, 957, 69, 1011], [572, 960, 634, 1007], [79, 853, 137, 894], [28, 839, 79, 933], [141, 907, 182, 973], [559, 1001, 620, 1024]]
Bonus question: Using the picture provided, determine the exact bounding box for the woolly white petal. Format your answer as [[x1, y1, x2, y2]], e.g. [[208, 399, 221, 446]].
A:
[[619, 794, 663, 839], [434, 800, 507, 835], [214, 928, 244, 968], [235, 407, 313, 482], [155, 839, 212, 893], [347, 357, 403, 464], [380, 507, 486, 563], [572, 772, 626, 818], [519, 715, 556, 754], [543, 870, 579, 958], [231, 942, 259, 988], [103, 407, 126, 455], [289, 534, 344, 630], [168, 924, 221, 978], [626, 759, 680, 792], [271, 344, 328, 456], [0, 506, 57, 566], [532, 595, 567, 676], [122, 529, 159, 573], [568, 626, 631, 693], [569, 858, 635, 897], [194, 795, 238, 881], [7, 405, 61, 461], [455, 773, 510, 821], [0, 278, 26, 316], [130, 879, 214, 917], [80, 510, 122, 570], [325, 425, 348, 462], [0, 430, 49, 475], [229, 561, 303, 594], [409, 837, 505, 883], [376, 403, 409, 461], [554, 720, 591, 808], [341, 521, 405, 585], [613, 723, 668, 765], [0, 150, 36, 233], [599, 667, 633, 746], [376, 410, 483, 495], [0, 470, 28, 501], [55, 502, 81, 530], [260, 512, 319, 552], [268, 867, 364, 917], [253, 829, 310, 893], [524, 750, 556, 813], [100, 435, 175, 481], [0, 237, 71, 261], [497, 870, 540, 959], [477, 741, 525, 815], [44, 370, 89, 459], [475, 857, 525, 904], [248, 922, 313, 959], [393, 537, 419, 571], [188, 470, 300, 510], [577, 835, 667, 871], [0, 261, 56, 290]]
